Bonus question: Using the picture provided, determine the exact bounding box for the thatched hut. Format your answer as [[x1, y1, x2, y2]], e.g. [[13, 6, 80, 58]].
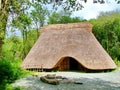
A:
[[21, 22, 116, 71]]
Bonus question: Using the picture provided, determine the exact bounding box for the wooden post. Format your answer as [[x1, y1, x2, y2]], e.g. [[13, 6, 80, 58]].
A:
[[41, 64, 43, 72]]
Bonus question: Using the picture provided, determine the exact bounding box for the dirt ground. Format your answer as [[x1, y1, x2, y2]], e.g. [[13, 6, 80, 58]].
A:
[[13, 68, 120, 90]]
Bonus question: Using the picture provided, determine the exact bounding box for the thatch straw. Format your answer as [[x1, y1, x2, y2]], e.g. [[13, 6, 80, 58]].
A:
[[21, 22, 116, 70]]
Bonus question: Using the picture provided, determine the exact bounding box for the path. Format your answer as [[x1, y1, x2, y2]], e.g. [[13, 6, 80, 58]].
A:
[[13, 68, 120, 90]]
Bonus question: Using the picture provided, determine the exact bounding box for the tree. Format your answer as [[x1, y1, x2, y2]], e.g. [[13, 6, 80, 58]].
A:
[[25, 30, 39, 55], [12, 12, 32, 58], [48, 11, 86, 24], [93, 0, 120, 4], [2, 35, 23, 60], [30, 2, 49, 37], [0, 0, 28, 56], [0, 0, 10, 56], [90, 11, 120, 61]]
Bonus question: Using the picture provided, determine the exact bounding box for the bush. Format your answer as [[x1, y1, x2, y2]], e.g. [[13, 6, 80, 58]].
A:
[[0, 59, 23, 90], [114, 58, 120, 67]]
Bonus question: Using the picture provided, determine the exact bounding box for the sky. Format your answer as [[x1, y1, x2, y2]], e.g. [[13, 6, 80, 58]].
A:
[[71, 0, 120, 20]]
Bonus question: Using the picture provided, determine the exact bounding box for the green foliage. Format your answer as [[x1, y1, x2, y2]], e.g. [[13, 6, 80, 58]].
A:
[[2, 36, 23, 60], [30, 2, 49, 38], [12, 13, 31, 30], [11, 1, 49, 58], [90, 11, 120, 64], [0, 0, 29, 54], [13, 86, 24, 90], [31, 3, 49, 28], [23, 30, 39, 56], [48, 12, 86, 24], [114, 58, 120, 67], [5, 85, 24, 90], [0, 59, 24, 90], [3, 29, 38, 60], [12, 12, 32, 58]]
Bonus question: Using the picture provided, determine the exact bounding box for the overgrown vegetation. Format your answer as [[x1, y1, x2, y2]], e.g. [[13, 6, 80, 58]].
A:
[[0, 59, 22, 90], [0, 56, 32, 90], [90, 11, 120, 66]]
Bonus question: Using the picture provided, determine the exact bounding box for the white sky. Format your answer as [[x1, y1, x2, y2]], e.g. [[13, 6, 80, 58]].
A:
[[72, 0, 120, 20]]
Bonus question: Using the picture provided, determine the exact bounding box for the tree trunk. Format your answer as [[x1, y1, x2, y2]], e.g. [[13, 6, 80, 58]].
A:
[[0, 0, 9, 56], [0, 38, 3, 56]]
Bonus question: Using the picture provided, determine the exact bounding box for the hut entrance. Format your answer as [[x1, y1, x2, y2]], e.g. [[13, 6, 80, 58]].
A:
[[57, 57, 81, 71], [69, 57, 79, 70]]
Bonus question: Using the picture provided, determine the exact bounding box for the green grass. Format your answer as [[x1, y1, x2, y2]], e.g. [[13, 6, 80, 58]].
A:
[[6, 84, 24, 90]]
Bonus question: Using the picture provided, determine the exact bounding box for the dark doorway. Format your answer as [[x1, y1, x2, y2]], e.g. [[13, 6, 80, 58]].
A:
[[56, 57, 81, 71], [69, 57, 79, 70]]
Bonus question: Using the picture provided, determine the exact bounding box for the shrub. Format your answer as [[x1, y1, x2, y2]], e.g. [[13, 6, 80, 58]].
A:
[[0, 59, 23, 90]]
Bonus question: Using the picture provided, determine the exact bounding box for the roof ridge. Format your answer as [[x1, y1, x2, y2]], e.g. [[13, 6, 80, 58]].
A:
[[41, 22, 93, 32]]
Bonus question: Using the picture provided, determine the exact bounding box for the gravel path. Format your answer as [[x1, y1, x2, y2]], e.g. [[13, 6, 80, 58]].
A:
[[13, 68, 120, 90]]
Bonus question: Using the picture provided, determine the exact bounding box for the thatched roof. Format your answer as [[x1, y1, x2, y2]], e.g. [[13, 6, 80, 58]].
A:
[[21, 22, 116, 70]]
